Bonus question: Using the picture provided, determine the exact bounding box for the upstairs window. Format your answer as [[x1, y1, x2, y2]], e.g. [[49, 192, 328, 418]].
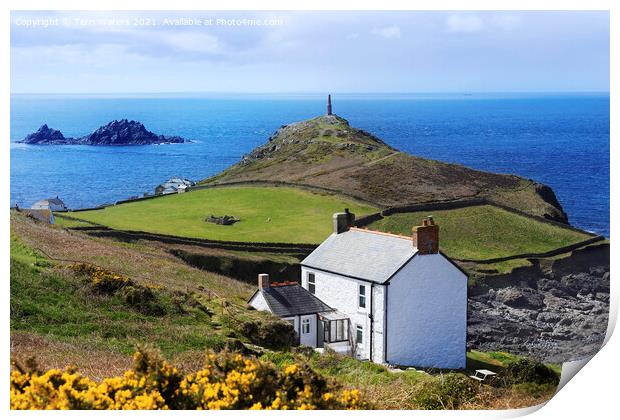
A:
[[358, 284, 366, 309], [307, 273, 316, 294], [356, 325, 363, 344]]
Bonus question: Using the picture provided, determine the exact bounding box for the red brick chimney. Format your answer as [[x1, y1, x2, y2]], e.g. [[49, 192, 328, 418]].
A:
[[412, 216, 439, 254], [258, 273, 270, 289]]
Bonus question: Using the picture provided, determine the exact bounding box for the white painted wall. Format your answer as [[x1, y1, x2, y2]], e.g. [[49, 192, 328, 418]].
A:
[[301, 267, 386, 362], [248, 291, 270, 311], [283, 316, 298, 332], [299, 314, 318, 347], [386, 254, 467, 369]]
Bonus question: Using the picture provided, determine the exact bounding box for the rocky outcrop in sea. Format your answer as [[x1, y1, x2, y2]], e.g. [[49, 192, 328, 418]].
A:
[[21, 124, 67, 144], [20, 120, 186, 145]]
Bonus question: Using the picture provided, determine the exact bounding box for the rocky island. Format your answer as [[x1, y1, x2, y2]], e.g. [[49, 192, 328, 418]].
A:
[[20, 119, 186, 145]]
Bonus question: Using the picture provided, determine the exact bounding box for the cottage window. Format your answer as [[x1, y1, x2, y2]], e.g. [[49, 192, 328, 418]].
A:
[[307, 273, 316, 294], [356, 325, 363, 345], [302, 318, 311, 334], [324, 318, 349, 343], [358, 284, 366, 309]]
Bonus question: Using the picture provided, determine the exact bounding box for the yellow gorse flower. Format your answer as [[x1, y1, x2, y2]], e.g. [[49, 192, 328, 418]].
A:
[[11, 349, 367, 410]]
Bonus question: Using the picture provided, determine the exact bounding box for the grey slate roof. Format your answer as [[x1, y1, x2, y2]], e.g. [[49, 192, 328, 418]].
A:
[[301, 228, 418, 283], [46, 198, 65, 206], [34, 198, 65, 206], [256, 283, 334, 317]]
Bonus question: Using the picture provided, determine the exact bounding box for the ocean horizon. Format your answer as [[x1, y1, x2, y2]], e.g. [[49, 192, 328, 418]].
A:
[[10, 92, 610, 237]]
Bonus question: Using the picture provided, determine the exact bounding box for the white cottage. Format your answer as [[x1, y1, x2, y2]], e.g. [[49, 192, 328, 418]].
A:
[[249, 212, 468, 369], [31, 196, 67, 212], [248, 274, 335, 347]]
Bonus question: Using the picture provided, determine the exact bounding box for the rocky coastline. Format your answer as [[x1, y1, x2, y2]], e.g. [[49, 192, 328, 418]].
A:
[[467, 242, 610, 363]]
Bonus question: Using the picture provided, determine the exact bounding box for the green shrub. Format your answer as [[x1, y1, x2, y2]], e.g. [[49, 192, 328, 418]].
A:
[[504, 359, 559, 386], [414, 373, 478, 410], [512, 382, 557, 398], [121, 285, 166, 316], [240, 318, 296, 349]]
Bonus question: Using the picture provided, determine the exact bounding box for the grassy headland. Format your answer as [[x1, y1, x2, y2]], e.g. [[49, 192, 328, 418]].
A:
[[204, 114, 568, 223]]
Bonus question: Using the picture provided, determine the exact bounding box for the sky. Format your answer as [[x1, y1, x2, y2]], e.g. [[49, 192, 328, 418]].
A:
[[10, 10, 610, 94]]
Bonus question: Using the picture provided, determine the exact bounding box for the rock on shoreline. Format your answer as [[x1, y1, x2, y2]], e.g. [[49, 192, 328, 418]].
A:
[[467, 243, 610, 363], [20, 119, 186, 146]]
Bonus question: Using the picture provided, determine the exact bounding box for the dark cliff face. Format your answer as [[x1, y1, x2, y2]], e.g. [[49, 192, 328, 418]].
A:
[[20, 120, 185, 146], [534, 183, 569, 224]]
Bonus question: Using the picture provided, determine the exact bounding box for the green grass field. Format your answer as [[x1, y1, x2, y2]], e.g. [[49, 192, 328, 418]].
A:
[[62, 186, 378, 244], [368, 205, 592, 261]]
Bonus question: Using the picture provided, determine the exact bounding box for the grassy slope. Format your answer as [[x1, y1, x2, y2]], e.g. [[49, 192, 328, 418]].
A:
[[10, 235, 224, 357], [262, 349, 558, 409], [367, 205, 590, 260], [9, 212, 268, 371], [64, 186, 377, 244], [10, 214, 558, 408]]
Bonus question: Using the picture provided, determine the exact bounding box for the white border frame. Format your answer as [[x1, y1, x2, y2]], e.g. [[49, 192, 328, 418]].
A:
[[2, 1, 616, 419]]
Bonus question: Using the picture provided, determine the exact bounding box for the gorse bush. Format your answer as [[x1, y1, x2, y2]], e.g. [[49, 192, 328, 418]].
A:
[[240, 318, 296, 349], [68, 263, 166, 316], [511, 382, 557, 398], [504, 359, 559, 386], [70, 263, 130, 293], [11, 348, 366, 410], [414, 373, 478, 410]]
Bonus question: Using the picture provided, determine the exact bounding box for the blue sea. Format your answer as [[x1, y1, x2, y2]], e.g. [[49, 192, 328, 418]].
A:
[[10, 93, 610, 237]]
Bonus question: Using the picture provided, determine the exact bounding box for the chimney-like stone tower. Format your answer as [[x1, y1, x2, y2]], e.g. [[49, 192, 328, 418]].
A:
[[327, 94, 333, 115], [412, 216, 439, 254], [258, 273, 270, 289]]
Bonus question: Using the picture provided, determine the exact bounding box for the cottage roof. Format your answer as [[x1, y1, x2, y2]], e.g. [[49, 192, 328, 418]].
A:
[[34, 197, 65, 206], [301, 228, 418, 284], [161, 186, 178, 194], [47, 197, 65, 205], [252, 283, 333, 317]]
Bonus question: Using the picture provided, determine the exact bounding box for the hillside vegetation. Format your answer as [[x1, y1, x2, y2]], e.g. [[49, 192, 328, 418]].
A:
[[60, 186, 377, 244], [10, 213, 559, 409], [367, 205, 592, 261], [203, 115, 568, 223]]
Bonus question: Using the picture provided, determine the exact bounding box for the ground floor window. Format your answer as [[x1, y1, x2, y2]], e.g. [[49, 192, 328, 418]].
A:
[[323, 318, 349, 343], [302, 318, 311, 334], [356, 325, 363, 345]]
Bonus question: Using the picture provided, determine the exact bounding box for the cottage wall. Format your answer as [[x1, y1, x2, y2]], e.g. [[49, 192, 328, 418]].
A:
[[248, 292, 270, 311], [301, 267, 386, 363], [386, 254, 467, 369], [299, 314, 318, 347]]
